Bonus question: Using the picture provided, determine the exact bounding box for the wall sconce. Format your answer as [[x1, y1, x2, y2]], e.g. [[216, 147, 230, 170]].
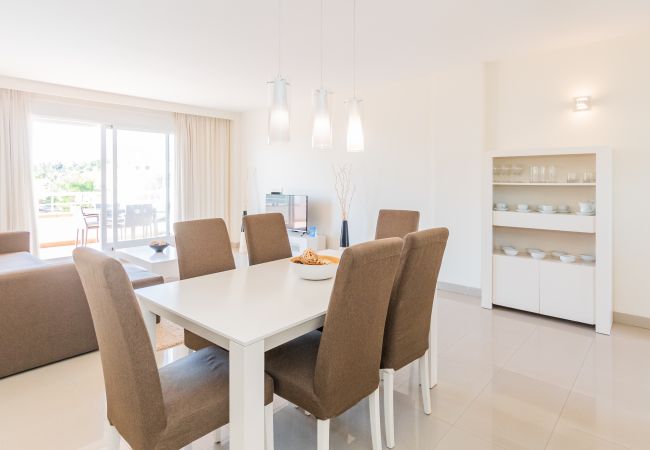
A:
[[573, 96, 591, 112]]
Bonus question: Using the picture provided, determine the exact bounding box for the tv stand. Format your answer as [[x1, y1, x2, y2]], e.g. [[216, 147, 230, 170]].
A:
[[287, 231, 326, 254]]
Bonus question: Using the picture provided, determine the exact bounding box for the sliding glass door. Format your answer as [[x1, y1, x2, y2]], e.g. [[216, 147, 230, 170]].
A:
[[102, 126, 173, 251]]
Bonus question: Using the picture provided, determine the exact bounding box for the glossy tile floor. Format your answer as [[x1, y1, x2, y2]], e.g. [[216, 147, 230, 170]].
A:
[[1, 291, 650, 449]]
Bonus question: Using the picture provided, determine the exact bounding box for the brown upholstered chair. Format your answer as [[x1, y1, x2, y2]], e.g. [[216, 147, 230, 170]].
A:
[[374, 209, 420, 240], [243, 213, 292, 266], [265, 238, 403, 450], [174, 218, 236, 351], [380, 227, 448, 448], [72, 247, 275, 450]]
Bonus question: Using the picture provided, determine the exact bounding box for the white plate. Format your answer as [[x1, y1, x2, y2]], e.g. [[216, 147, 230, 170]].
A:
[[494, 208, 508, 212], [576, 211, 595, 216], [538, 209, 557, 214], [516, 209, 532, 213]]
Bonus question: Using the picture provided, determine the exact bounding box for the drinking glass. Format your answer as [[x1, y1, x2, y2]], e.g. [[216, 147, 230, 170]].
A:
[[530, 165, 539, 183], [567, 172, 577, 183], [548, 165, 556, 183], [539, 165, 547, 183]]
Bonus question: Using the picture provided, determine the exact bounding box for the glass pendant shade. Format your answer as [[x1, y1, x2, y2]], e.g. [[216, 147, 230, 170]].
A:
[[268, 76, 290, 143], [312, 89, 332, 149], [346, 98, 364, 152]]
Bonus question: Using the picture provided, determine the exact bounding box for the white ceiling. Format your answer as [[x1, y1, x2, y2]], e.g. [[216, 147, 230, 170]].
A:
[[1, 0, 649, 112]]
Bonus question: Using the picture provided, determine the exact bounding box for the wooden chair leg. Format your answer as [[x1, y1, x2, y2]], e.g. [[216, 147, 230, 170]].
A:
[[265, 403, 274, 450], [369, 389, 382, 450], [419, 351, 432, 415], [382, 369, 395, 448], [317, 419, 330, 450]]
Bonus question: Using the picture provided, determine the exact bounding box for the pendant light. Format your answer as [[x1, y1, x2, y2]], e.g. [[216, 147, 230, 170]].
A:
[[312, 0, 332, 150], [268, 0, 290, 143], [346, 0, 364, 152]]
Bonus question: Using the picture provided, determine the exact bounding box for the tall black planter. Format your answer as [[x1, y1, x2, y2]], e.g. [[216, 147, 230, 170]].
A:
[[340, 219, 350, 248]]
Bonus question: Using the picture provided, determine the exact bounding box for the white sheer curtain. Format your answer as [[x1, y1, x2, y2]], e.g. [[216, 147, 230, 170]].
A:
[[0, 89, 38, 252], [173, 113, 231, 226]]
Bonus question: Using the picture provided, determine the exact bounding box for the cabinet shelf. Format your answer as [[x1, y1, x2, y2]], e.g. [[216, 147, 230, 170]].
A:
[[493, 182, 596, 186], [493, 210, 595, 233]]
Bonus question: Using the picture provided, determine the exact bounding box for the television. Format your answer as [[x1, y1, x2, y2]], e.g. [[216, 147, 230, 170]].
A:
[[265, 194, 308, 232]]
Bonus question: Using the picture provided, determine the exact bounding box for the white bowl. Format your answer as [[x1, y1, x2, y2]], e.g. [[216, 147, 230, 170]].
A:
[[530, 251, 546, 260], [560, 254, 576, 264], [551, 250, 567, 258], [290, 255, 340, 280], [580, 254, 596, 263], [503, 247, 519, 256]]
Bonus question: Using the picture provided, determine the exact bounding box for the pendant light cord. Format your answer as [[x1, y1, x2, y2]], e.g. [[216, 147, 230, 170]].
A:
[[320, 0, 324, 88], [352, 0, 356, 98], [278, 0, 282, 76]]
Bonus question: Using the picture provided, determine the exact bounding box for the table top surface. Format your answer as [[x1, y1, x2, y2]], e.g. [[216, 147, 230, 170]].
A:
[[136, 249, 342, 346], [117, 245, 177, 263]]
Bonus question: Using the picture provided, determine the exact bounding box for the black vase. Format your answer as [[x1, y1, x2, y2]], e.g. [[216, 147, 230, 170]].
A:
[[340, 219, 350, 248]]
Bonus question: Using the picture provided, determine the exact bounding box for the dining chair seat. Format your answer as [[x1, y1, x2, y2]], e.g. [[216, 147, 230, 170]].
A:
[[158, 345, 275, 448], [265, 331, 327, 418]]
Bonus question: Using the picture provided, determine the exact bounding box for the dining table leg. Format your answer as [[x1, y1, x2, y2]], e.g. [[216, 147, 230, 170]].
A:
[[429, 301, 438, 388], [229, 340, 266, 450]]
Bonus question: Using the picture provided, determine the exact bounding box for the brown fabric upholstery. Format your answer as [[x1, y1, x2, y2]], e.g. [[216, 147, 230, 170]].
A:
[[73, 247, 272, 450], [0, 254, 164, 379], [0, 231, 30, 254], [243, 213, 292, 266], [0, 263, 98, 379], [374, 209, 420, 240], [381, 228, 449, 371], [174, 218, 236, 350], [265, 238, 402, 420]]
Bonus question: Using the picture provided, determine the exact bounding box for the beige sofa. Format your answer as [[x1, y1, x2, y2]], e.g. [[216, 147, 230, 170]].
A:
[[0, 231, 164, 379]]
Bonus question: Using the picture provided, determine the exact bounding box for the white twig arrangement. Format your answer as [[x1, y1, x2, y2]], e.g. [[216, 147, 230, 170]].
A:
[[333, 164, 355, 220]]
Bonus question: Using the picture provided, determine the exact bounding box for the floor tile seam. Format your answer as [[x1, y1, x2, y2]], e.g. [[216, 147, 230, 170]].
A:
[[542, 337, 595, 450]]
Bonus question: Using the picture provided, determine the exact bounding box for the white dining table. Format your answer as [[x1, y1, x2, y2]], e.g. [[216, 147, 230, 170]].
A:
[[135, 249, 438, 450]]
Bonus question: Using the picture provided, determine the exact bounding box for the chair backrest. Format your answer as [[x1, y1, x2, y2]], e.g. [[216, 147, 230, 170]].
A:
[[72, 248, 166, 448], [381, 228, 449, 370], [374, 209, 420, 240], [174, 218, 235, 279], [315, 238, 403, 417], [243, 213, 292, 265]]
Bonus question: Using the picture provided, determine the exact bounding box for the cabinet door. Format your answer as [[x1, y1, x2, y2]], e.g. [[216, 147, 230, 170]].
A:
[[539, 261, 595, 324], [493, 255, 540, 313]]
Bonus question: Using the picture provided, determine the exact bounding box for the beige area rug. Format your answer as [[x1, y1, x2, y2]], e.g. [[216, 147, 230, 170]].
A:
[[156, 318, 184, 351]]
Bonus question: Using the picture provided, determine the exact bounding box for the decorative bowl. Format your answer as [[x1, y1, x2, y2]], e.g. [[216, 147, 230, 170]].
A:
[[560, 254, 576, 264], [530, 251, 546, 260], [149, 241, 169, 253], [580, 254, 596, 263], [290, 255, 340, 280], [503, 247, 519, 257]]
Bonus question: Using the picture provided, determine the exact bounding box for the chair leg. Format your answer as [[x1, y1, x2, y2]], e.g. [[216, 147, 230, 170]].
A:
[[76, 229, 79, 247], [265, 403, 275, 450], [317, 419, 330, 450], [214, 426, 227, 444], [382, 369, 395, 448], [419, 351, 432, 415], [107, 424, 120, 450], [369, 389, 382, 450]]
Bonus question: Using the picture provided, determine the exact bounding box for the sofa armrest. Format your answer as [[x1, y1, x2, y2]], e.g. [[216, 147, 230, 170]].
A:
[[0, 231, 30, 254]]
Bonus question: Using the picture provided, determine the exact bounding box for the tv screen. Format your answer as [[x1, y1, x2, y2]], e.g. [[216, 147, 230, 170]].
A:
[[265, 194, 308, 232]]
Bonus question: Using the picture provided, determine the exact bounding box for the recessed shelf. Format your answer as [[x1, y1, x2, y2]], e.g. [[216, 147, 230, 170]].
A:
[[492, 252, 595, 267], [493, 182, 596, 186], [493, 210, 595, 233]]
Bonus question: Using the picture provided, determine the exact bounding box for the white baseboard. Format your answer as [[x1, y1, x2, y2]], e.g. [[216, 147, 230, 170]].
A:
[[437, 282, 481, 298], [613, 312, 650, 330]]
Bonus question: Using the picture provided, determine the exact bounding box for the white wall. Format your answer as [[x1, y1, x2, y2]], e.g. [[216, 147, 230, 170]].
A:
[[240, 75, 435, 248], [485, 32, 650, 318], [430, 64, 485, 289]]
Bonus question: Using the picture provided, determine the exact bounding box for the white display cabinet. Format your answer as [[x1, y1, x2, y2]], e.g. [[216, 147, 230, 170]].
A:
[[482, 147, 613, 334]]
